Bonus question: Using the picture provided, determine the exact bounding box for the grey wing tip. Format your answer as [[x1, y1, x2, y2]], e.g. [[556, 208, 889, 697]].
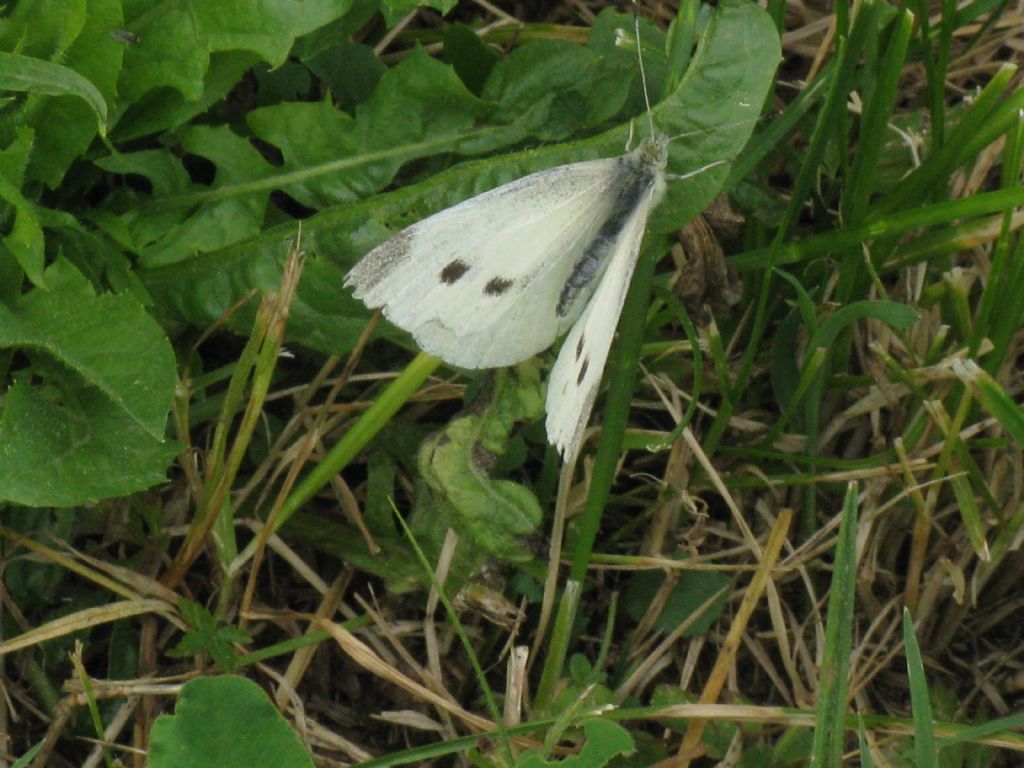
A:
[[342, 269, 368, 300], [345, 231, 413, 298]]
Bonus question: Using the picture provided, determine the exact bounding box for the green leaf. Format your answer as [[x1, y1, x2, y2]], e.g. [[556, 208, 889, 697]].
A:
[[0, 51, 108, 133], [416, 364, 545, 563], [806, 300, 919, 354], [516, 719, 634, 768], [442, 23, 501, 95], [118, 0, 354, 104], [0, 377, 177, 506], [132, 124, 271, 267], [121, 50, 489, 273], [112, 51, 258, 141], [9, 741, 44, 768], [246, 100, 362, 208], [0, 274, 177, 506], [381, 0, 457, 16], [169, 600, 252, 672], [0, 145, 45, 286], [148, 676, 315, 768], [858, 717, 878, 768], [481, 39, 630, 140], [22, 0, 125, 187], [0, 288, 175, 437], [622, 564, 730, 637]]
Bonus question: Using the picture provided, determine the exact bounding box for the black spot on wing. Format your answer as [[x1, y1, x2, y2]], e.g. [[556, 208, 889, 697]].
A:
[[440, 259, 470, 284], [575, 335, 585, 360], [484, 277, 513, 296], [577, 357, 590, 385]]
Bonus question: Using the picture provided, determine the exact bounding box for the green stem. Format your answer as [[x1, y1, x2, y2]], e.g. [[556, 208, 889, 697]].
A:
[[534, 236, 659, 707], [272, 352, 441, 534]]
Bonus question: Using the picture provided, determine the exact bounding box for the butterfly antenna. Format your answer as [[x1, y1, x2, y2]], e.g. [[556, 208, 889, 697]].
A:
[[632, 0, 657, 138], [666, 112, 776, 144]]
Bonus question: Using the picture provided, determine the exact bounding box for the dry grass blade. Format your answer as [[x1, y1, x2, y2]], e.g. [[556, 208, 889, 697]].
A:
[[0, 599, 176, 655], [674, 509, 794, 765]]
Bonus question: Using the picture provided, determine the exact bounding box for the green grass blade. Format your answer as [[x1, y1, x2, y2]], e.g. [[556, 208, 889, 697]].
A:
[[809, 483, 860, 767], [842, 9, 914, 226], [877, 63, 1020, 213], [858, 716, 878, 767], [972, 109, 1024, 364], [533, 234, 658, 709], [904, 608, 939, 767], [954, 360, 1024, 447], [731, 186, 1024, 271], [274, 352, 441, 533]]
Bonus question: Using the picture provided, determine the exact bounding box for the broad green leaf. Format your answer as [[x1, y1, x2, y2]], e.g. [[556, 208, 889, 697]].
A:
[[442, 23, 501, 95], [304, 41, 386, 109], [246, 100, 362, 208], [140, 0, 781, 357], [481, 39, 630, 140], [0, 285, 175, 437], [243, 46, 490, 209], [587, 9, 670, 122], [112, 51, 259, 141], [381, 0, 457, 17], [0, 378, 177, 506], [0, 51, 108, 132], [22, 0, 125, 187], [355, 47, 493, 158], [93, 148, 192, 197], [116, 51, 489, 273], [0, 262, 175, 505], [132, 125, 272, 267], [148, 676, 315, 768], [416, 363, 545, 563], [119, 0, 354, 104], [385, 0, 456, 14]]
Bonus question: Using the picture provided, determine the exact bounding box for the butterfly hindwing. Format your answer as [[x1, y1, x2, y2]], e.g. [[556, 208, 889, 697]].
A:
[[545, 148, 665, 459]]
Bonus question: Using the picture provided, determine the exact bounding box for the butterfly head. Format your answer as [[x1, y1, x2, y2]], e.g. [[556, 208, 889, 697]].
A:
[[634, 132, 670, 172]]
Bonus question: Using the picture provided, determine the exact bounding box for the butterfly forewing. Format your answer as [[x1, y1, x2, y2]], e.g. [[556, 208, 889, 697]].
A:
[[346, 157, 627, 368]]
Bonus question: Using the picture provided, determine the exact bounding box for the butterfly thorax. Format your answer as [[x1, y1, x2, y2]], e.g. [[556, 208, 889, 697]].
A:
[[554, 135, 668, 319]]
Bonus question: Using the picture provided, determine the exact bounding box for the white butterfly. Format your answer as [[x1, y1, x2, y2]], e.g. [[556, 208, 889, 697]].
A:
[[345, 131, 672, 460]]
